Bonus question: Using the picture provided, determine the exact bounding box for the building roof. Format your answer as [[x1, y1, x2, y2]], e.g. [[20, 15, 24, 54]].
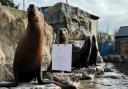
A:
[[115, 26, 128, 38], [41, 7, 49, 14], [90, 14, 99, 20]]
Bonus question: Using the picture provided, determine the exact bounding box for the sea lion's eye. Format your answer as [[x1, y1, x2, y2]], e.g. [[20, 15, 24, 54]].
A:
[[64, 29, 67, 31]]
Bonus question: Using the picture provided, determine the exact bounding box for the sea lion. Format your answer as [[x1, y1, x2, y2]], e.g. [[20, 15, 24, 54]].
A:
[[79, 36, 92, 68], [48, 28, 69, 70], [58, 28, 69, 44], [0, 4, 47, 87], [88, 35, 98, 66], [13, 4, 45, 84]]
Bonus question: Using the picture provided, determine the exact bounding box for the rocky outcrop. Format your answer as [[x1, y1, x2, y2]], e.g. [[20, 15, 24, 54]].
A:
[[0, 4, 54, 81], [122, 54, 128, 63], [0, 48, 5, 64], [44, 2, 97, 40], [43, 2, 103, 67], [0, 83, 61, 89], [103, 55, 124, 63], [0, 5, 27, 65]]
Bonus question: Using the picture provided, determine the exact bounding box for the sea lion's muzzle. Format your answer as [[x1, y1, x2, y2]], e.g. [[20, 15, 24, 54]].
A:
[[28, 4, 36, 16], [29, 4, 34, 8], [28, 11, 35, 16]]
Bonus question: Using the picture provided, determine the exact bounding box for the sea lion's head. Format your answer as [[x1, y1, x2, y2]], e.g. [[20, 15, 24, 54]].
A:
[[58, 28, 69, 44], [27, 4, 42, 23]]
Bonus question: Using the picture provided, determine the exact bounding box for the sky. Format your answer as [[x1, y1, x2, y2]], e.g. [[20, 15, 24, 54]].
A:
[[13, 0, 128, 33]]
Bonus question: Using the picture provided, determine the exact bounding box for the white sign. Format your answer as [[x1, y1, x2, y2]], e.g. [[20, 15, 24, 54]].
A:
[[52, 44, 72, 71]]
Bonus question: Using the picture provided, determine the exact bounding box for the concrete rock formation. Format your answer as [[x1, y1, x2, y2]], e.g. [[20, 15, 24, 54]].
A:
[[0, 48, 5, 64], [103, 55, 124, 63], [43, 2, 99, 39]]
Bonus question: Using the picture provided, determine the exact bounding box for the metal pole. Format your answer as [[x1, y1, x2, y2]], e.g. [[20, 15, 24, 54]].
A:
[[23, 0, 25, 10], [66, 0, 68, 4]]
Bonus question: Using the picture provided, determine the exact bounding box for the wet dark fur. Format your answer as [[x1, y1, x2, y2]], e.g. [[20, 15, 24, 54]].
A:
[[79, 35, 98, 68], [79, 37, 92, 68], [88, 35, 98, 66]]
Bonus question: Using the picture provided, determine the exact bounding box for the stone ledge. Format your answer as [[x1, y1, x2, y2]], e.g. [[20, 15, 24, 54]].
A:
[[0, 83, 61, 89]]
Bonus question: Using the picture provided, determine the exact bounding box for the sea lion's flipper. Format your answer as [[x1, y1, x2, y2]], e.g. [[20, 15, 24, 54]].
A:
[[36, 66, 51, 84], [36, 66, 45, 84]]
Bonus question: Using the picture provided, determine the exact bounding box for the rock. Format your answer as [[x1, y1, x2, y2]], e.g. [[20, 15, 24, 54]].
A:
[[103, 73, 123, 79], [72, 63, 105, 79], [104, 63, 114, 72], [0, 5, 26, 65], [0, 48, 5, 64], [104, 63, 116, 72], [104, 67, 113, 72], [95, 65, 104, 75], [45, 72, 80, 89], [0, 81, 61, 89], [108, 55, 123, 63], [73, 67, 96, 80], [69, 40, 85, 52], [11, 84, 61, 89], [0, 88, 8, 89], [103, 56, 109, 62], [8, 83, 61, 89], [103, 55, 123, 63], [44, 2, 92, 39], [121, 54, 128, 63], [41, 22, 55, 70], [0, 64, 13, 81], [97, 51, 104, 63]]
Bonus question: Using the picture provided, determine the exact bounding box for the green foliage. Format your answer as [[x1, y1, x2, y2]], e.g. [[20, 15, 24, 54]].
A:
[[0, 0, 19, 9]]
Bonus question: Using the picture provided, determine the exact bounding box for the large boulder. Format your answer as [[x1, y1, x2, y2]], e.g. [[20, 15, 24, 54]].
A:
[[121, 54, 128, 63], [108, 55, 123, 63], [0, 48, 5, 64], [44, 2, 93, 40], [0, 5, 54, 81]]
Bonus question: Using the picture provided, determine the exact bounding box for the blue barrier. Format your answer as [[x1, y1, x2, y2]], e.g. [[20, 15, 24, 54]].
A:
[[98, 41, 115, 56]]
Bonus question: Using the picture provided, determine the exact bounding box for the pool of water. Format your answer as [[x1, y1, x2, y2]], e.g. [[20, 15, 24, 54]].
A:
[[80, 63, 128, 89]]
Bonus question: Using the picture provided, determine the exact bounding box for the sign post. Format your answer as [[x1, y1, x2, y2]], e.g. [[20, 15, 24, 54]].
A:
[[52, 44, 72, 71], [23, 0, 25, 10], [66, 0, 68, 4]]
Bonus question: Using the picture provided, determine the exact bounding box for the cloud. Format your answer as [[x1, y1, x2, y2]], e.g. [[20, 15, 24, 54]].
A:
[[13, 0, 128, 33]]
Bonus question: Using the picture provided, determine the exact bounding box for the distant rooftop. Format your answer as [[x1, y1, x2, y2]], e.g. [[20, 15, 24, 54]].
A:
[[115, 26, 128, 38], [41, 6, 50, 14]]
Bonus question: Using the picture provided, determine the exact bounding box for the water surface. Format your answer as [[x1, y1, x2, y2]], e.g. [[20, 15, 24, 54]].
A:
[[80, 63, 128, 89]]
